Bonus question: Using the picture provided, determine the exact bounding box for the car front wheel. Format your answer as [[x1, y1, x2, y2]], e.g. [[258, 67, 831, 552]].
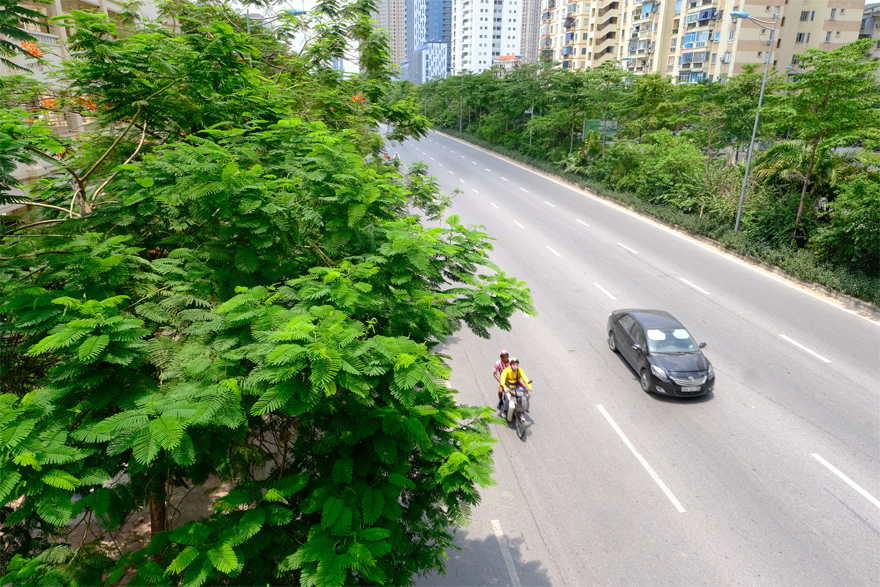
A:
[[608, 331, 618, 353], [640, 369, 651, 393]]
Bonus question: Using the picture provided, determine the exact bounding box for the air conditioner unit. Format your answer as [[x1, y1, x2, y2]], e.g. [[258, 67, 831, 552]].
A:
[[648, 48, 654, 53]]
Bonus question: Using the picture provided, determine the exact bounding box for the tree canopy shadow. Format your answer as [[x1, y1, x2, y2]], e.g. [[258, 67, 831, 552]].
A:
[[416, 526, 552, 586]]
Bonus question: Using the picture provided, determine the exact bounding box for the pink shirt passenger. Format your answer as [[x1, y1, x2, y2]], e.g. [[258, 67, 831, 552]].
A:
[[493, 359, 510, 379]]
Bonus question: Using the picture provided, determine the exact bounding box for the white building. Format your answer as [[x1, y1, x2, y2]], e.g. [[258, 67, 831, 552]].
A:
[[451, 0, 524, 73], [417, 41, 449, 81]]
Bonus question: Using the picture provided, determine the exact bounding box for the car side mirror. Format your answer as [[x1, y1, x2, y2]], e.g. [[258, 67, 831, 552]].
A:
[[633, 344, 645, 353], [699, 342, 707, 348]]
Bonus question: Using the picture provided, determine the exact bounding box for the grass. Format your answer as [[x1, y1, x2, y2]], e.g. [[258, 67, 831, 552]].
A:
[[436, 127, 880, 309]]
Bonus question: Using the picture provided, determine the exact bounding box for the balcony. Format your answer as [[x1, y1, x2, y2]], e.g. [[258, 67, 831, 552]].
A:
[[564, 18, 575, 28], [598, 1, 618, 17], [597, 16, 617, 30]]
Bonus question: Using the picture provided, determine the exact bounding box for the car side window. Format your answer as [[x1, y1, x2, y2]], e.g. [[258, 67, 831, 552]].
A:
[[618, 314, 635, 334], [631, 324, 647, 348]]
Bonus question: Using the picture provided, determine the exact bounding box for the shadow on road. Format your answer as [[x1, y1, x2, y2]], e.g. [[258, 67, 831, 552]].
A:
[[416, 526, 552, 586]]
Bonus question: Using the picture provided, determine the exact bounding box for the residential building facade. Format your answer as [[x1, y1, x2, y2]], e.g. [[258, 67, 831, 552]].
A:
[[451, 0, 524, 73], [425, 0, 452, 73], [616, 0, 863, 82], [377, 0, 408, 72], [861, 2, 880, 77], [538, 0, 620, 70]]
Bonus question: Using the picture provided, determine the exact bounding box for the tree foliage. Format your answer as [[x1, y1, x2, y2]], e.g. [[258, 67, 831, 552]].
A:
[[0, 2, 534, 585]]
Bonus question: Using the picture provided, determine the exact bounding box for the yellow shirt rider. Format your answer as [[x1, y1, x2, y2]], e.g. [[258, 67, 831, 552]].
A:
[[499, 358, 531, 395]]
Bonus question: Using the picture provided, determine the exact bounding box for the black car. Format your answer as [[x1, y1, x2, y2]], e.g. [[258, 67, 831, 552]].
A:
[[607, 309, 715, 397]]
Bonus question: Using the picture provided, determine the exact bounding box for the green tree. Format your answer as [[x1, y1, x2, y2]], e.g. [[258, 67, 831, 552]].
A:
[[0, 3, 532, 586], [0, 0, 51, 71], [809, 174, 880, 273], [773, 38, 880, 237]]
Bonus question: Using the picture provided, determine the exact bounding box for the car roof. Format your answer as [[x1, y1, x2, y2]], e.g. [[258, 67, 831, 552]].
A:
[[614, 309, 683, 329]]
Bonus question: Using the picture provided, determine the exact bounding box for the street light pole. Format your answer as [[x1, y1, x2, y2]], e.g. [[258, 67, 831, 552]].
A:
[[733, 9, 778, 233]]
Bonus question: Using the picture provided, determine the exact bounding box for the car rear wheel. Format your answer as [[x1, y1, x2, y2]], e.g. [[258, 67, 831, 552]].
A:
[[640, 369, 651, 393], [608, 331, 618, 353]]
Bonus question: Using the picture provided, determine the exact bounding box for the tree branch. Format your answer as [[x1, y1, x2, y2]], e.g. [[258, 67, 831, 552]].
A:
[[81, 105, 143, 184], [90, 123, 149, 205], [6, 218, 68, 234]]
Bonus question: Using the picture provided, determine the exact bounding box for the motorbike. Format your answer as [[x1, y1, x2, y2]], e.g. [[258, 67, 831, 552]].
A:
[[501, 383, 531, 439]]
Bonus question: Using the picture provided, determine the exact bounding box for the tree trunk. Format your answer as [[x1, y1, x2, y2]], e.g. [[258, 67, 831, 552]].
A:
[[570, 119, 575, 153], [794, 134, 821, 237], [149, 477, 167, 536]]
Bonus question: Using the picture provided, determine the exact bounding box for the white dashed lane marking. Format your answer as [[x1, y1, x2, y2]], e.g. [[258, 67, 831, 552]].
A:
[[546, 246, 562, 257], [576, 218, 590, 227], [780, 335, 831, 363], [679, 278, 710, 295], [594, 283, 616, 300], [617, 243, 638, 255], [514, 221, 525, 229]]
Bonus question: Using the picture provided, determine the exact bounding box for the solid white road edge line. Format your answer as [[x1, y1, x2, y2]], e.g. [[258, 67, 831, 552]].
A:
[[544, 201, 556, 208], [779, 335, 831, 363], [546, 246, 562, 257], [514, 221, 525, 229], [594, 283, 617, 300], [491, 520, 523, 587], [811, 453, 880, 511], [679, 278, 710, 295], [617, 243, 638, 255], [597, 404, 686, 513], [490, 202, 499, 208], [576, 218, 590, 227], [430, 131, 879, 327]]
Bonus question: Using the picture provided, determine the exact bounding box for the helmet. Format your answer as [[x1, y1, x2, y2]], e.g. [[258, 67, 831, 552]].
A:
[[499, 349, 509, 357], [510, 357, 520, 364]]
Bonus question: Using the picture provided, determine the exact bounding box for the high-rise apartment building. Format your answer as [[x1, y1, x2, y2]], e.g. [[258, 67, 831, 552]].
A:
[[538, 0, 619, 69], [520, 0, 542, 61], [425, 0, 453, 72], [451, 0, 525, 73], [377, 0, 408, 72], [617, 0, 863, 82], [531, 0, 863, 81], [861, 2, 880, 77]]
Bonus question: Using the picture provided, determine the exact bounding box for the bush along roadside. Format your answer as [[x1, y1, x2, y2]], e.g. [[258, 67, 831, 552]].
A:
[[436, 127, 880, 309]]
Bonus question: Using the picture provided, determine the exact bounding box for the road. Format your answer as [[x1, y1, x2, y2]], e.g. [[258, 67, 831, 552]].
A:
[[388, 131, 880, 586]]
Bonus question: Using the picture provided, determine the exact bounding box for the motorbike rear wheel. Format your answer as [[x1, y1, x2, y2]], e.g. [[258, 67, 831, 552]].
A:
[[515, 413, 526, 439]]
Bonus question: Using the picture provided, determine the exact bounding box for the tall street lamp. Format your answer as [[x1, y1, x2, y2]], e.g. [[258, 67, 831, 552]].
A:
[[731, 9, 778, 233]]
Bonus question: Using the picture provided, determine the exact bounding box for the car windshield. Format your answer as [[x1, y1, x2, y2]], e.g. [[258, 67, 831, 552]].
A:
[[646, 328, 698, 354]]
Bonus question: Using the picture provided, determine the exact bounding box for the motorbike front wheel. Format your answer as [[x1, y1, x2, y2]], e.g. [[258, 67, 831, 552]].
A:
[[515, 413, 526, 439]]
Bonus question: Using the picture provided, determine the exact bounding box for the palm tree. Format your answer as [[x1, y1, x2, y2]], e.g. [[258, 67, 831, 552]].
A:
[[754, 140, 862, 217]]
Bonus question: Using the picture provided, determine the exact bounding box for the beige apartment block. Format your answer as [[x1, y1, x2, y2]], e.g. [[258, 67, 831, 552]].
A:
[[539, 0, 620, 69], [377, 0, 408, 69], [861, 2, 880, 76], [614, 0, 863, 82]]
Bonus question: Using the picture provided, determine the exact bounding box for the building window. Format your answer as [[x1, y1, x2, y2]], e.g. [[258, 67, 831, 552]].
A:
[[711, 52, 716, 63], [825, 31, 831, 42], [829, 8, 836, 20], [800, 10, 809, 21], [796, 32, 805, 43], [728, 29, 734, 41]]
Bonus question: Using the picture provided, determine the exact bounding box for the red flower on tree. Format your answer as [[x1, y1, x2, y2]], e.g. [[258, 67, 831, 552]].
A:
[[41, 98, 56, 109], [351, 92, 365, 104], [20, 41, 43, 58]]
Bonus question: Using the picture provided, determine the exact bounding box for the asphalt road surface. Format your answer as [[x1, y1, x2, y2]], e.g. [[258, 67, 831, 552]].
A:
[[388, 131, 880, 587]]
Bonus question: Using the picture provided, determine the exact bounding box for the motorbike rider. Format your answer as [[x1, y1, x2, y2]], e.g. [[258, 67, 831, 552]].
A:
[[498, 358, 531, 412], [493, 349, 512, 409]]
